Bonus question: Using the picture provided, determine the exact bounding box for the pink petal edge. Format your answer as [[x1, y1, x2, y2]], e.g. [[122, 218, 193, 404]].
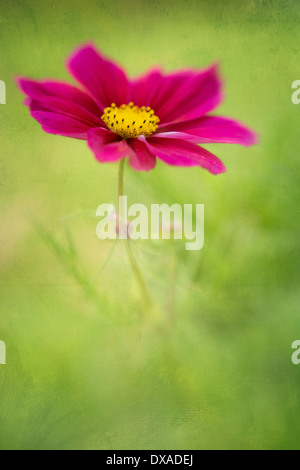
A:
[[67, 43, 130, 110], [128, 136, 157, 171], [88, 127, 133, 163], [156, 115, 258, 146], [147, 136, 226, 174]]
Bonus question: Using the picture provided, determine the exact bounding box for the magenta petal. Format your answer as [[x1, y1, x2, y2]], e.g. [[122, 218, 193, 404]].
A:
[[131, 68, 199, 124], [147, 136, 226, 174], [17, 78, 102, 121], [156, 64, 223, 124], [130, 68, 166, 109], [127, 136, 157, 171], [29, 109, 92, 139], [88, 128, 132, 163], [157, 115, 258, 146], [91, 141, 131, 163], [67, 44, 130, 109], [88, 127, 120, 146], [18, 78, 103, 138], [29, 97, 102, 129], [133, 65, 223, 124]]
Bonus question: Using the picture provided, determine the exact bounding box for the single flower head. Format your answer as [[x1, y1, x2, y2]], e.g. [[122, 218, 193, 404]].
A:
[[17, 43, 257, 174]]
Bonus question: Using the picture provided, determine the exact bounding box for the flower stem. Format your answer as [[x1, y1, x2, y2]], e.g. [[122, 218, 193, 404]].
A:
[[117, 158, 153, 313]]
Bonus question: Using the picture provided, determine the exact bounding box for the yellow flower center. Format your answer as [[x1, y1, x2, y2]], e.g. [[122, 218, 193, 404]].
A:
[[101, 102, 160, 139]]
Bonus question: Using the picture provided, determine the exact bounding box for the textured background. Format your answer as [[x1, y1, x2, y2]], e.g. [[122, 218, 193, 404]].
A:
[[0, 0, 300, 449]]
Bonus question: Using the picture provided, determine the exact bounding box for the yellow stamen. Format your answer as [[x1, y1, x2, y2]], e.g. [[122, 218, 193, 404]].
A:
[[101, 102, 160, 139]]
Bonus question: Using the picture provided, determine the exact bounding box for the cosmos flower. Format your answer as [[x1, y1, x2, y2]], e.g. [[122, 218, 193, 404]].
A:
[[17, 44, 257, 174]]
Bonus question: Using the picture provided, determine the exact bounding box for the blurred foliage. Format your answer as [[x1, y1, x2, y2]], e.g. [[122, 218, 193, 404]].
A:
[[0, 0, 300, 450]]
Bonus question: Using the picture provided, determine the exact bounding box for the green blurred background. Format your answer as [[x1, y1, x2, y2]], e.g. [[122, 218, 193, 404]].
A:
[[0, 0, 300, 450]]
